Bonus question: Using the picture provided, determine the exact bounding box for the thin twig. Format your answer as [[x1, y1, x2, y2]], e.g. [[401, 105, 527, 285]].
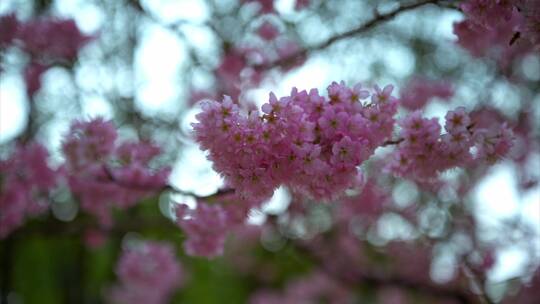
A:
[[254, 0, 443, 70]]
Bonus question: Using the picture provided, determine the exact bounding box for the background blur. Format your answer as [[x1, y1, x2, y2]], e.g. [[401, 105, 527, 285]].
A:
[[0, 0, 539, 303]]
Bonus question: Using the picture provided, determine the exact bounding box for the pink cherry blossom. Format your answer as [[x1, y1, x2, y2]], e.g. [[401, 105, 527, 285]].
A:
[[460, 0, 515, 29], [24, 62, 48, 97], [18, 18, 93, 61], [387, 108, 513, 183], [109, 240, 184, 304], [257, 21, 279, 41], [0, 13, 19, 47], [453, 0, 537, 67], [175, 202, 229, 258], [518, 0, 540, 45], [192, 82, 398, 202], [0, 143, 57, 238], [371, 84, 396, 104], [62, 118, 170, 226]]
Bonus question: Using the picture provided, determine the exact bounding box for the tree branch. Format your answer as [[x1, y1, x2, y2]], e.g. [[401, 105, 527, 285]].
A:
[[254, 0, 443, 70]]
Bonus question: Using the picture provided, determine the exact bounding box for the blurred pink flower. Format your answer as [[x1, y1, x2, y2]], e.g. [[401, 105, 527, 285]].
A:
[[109, 240, 184, 304], [0, 13, 19, 46], [18, 18, 93, 61], [257, 21, 279, 41], [23, 62, 48, 97]]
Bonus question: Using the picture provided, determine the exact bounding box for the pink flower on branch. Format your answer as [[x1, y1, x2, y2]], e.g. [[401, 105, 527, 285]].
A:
[[257, 21, 279, 41], [23, 62, 49, 97], [18, 18, 93, 61], [453, 0, 538, 66], [192, 82, 398, 203], [387, 107, 514, 184], [0, 13, 19, 47], [0, 143, 58, 238], [175, 202, 229, 258], [460, 0, 515, 29], [517, 0, 540, 45], [62, 118, 170, 226], [109, 240, 184, 304], [194, 82, 514, 205]]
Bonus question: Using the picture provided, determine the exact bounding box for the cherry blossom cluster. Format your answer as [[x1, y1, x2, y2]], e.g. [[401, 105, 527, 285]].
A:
[[518, 0, 540, 45], [0, 143, 57, 238], [257, 21, 280, 41], [108, 240, 184, 304], [17, 18, 93, 61], [0, 118, 169, 237], [0, 13, 18, 47], [453, 0, 539, 67], [398, 77, 454, 110], [62, 118, 171, 226], [460, 0, 540, 45], [0, 13, 93, 96], [174, 202, 229, 258], [336, 179, 389, 229], [387, 107, 514, 183], [192, 82, 398, 202]]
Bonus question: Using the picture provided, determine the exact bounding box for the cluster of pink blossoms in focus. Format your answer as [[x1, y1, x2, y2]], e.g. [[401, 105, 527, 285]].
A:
[[453, 0, 539, 68], [0, 13, 93, 96], [193, 82, 398, 203], [109, 240, 184, 304], [387, 107, 514, 183], [62, 118, 171, 227], [187, 81, 515, 258], [0, 143, 57, 238]]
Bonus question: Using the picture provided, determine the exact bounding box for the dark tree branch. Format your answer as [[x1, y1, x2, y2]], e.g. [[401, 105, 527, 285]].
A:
[[382, 138, 405, 146], [254, 0, 444, 71]]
